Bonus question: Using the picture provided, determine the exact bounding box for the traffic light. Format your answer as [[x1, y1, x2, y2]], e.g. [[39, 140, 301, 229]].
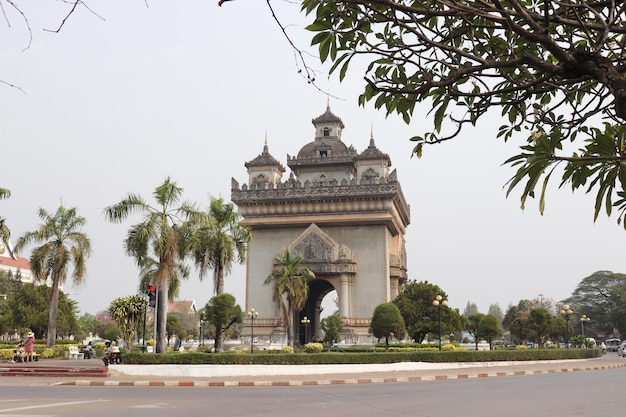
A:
[[148, 285, 156, 308]]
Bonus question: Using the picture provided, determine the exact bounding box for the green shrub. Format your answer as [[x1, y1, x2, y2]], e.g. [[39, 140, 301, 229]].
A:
[[442, 343, 456, 351], [282, 346, 294, 354], [516, 344, 528, 350], [304, 343, 323, 353]]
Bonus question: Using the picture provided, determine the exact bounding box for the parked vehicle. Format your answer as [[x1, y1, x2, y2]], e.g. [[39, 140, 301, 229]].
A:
[[605, 338, 621, 352]]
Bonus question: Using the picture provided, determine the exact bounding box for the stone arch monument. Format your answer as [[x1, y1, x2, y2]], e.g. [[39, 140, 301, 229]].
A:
[[231, 104, 410, 345]]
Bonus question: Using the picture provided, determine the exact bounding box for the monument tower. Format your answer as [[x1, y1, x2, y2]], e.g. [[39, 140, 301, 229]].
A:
[[231, 104, 410, 345]]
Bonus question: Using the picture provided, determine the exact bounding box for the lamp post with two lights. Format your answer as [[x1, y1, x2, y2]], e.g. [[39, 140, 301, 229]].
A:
[[432, 295, 448, 351], [247, 308, 259, 353], [560, 305, 573, 349]]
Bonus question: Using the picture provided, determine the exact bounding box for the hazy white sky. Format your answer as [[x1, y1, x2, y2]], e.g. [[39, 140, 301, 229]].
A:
[[1, 1, 624, 318]]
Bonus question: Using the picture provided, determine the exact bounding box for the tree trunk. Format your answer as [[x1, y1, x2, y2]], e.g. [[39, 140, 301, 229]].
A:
[[46, 273, 60, 348], [215, 265, 225, 295], [156, 283, 169, 353], [286, 303, 294, 348], [214, 326, 223, 353]]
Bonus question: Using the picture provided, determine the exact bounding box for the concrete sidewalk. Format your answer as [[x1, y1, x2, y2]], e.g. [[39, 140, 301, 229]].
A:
[[1, 354, 624, 387]]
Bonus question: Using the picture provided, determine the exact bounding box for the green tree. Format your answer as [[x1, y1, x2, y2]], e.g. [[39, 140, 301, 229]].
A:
[[202, 293, 243, 352], [0, 270, 21, 335], [96, 320, 121, 342], [561, 271, 626, 337], [78, 313, 99, 337], [108, 295, 146, 353], [503, 301, 534, 345], [104, 177, 202, 353], [166, 314, 185, 343], [273, 0, 626, 227], [14, 205, 91, 348], [393, 280, 464, 343], [264, 250, 315, 348], [527, 308, 556, 348], [463, 302, 479, 318], [488, 304, 504, 324], [0, 187, 12, 257], [320, 314, 343, 348], [7, 283, 78, 340], [478, 314, 503, 350], [466, 313, 485, 351], [369, 302, 406, 352], [192, 196, 250, 296]]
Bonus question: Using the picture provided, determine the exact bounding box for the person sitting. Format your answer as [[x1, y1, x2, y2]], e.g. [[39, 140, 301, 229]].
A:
[[9, 341, 25, 363], [81, 342, 94, 359], [102, 341, 113, 366]]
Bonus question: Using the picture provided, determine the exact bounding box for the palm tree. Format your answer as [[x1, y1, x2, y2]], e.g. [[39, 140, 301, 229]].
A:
[[137, 256, 186, 299], [192, 196, 250, 295], [0, 187, 14, 259], [104, 177, 202, 353], [14, 205, 91, 348], [264, 250, 315, 348], [108, 295, 146, 353]]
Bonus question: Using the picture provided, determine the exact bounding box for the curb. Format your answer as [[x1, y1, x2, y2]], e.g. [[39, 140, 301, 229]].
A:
[[53, 362, 626, 387]]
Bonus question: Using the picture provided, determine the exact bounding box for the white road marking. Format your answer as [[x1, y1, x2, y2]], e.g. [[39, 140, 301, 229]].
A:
[[0, 399, 108, 413]]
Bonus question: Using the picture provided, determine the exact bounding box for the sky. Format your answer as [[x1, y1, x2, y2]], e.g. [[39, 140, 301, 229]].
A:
[[1, 0, 624, 318]]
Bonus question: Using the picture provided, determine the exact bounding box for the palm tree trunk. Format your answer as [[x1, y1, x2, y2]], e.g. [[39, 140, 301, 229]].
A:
[[216, 266, 225, 295], [47, 273, 60, 348], [156, 283, 169, 353]]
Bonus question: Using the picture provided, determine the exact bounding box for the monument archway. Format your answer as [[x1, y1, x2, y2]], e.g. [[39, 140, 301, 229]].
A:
[[298, 278, 335, 346], [231, 104, 410, 345]]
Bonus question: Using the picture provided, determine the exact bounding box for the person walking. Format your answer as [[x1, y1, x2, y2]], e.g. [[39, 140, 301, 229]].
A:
[[24, 332, 35, 362]]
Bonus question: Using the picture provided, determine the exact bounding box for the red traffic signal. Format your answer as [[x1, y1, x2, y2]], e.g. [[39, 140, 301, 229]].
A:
[[148, 285, 156, 308]]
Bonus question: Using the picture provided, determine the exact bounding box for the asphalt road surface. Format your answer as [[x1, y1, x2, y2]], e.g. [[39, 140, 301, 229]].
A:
[[0, 366, 621, 417]]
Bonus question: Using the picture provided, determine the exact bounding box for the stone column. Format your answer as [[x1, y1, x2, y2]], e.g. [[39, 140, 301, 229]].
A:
[[340, 275, 350, 317]]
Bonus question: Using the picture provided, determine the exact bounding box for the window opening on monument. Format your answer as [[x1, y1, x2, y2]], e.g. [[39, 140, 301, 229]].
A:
[[323, 127, 331, 137]]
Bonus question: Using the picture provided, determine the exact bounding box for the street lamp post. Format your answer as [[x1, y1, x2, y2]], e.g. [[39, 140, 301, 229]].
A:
[[432, 295, 448, 351], [580, 314, 591, 348], [247, 308, 258, 353], [560, 305, 573, 349], [301, 316, 311, 345]]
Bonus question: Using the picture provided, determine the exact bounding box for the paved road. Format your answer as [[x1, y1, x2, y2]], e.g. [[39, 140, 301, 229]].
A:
[[0, 365, 623, 416], [1, 352, 624, 387]]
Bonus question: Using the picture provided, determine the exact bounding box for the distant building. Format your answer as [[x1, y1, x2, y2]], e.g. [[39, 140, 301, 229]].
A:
[[168, 300, 198, 315], [0, 240, 56, 288]]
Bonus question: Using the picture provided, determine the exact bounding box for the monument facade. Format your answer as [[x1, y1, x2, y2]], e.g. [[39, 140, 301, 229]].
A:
[[231, 104, 410, 345]]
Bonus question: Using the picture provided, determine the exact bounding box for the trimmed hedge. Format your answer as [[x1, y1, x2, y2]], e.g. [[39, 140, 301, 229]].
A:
[[119, 347, 601, 365]]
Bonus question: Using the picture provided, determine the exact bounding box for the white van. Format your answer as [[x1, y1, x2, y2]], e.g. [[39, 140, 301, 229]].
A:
[[605, 338, 621, 352]]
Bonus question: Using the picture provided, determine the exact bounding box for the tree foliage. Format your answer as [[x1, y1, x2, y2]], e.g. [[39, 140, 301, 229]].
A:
[[191, 196, 250, 295], [393, 280, 464, 343], [104, 177, 202, 353], [108, 294, 146, 353], [202, 293, 243, 353], [14, 205, 91, 348], [6, 283, 78, 340], [369, 302, 406, 351], [320, 314, 343, 346], [526, 307, 556, 347], [478, 314, 503, 350], [0, 187, 12, 254], [283, 0, 626, 226], [264, 250, 315, 348], [561, 270, 626, 337]]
